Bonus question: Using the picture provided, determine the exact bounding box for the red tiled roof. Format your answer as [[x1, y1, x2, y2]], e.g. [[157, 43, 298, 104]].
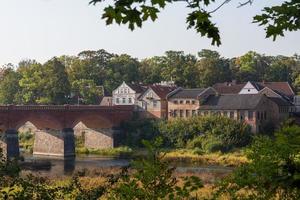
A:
[[150, 85, 177, 99], [257, 82, 295, 97]]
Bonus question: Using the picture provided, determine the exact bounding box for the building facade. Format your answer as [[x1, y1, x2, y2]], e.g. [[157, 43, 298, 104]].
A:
[[167, 87, 217, 119], [138, 85, 177, 119], [198, 94, 291, 133], [112, 82, 147, 106]]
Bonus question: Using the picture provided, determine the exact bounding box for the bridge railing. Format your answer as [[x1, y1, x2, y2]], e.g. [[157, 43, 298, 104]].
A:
[[0, 105, 134, 111]]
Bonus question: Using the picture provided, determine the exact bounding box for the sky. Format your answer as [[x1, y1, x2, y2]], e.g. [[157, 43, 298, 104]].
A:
[[0, 0, 299, 65]]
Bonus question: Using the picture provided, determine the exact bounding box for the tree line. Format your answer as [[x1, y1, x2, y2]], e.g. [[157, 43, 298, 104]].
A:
[[0, 49, 299, 105]]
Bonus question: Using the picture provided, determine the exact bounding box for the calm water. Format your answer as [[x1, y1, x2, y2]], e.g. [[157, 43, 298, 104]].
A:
[[21, 154, 234, 181]]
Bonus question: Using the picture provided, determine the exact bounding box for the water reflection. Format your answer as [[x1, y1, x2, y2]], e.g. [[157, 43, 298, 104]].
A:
[[21, 155, 234, 181], [64, 156, 75, 175]]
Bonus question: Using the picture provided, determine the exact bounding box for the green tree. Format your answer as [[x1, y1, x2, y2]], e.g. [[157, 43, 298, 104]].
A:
[[104, 54, 141, 92], [139, 57, 164, 84], [0, 68, 21, 104], [196, 49, 231, 87], [160, 51, 198, 88], [71, 79, 103, 105], [90, 0, 300, 45], [18, 58, 70, 104], [234, 51, 269, 82]]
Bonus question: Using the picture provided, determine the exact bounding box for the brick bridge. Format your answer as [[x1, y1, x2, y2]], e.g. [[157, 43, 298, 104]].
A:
[[0, 105, 134, 158]]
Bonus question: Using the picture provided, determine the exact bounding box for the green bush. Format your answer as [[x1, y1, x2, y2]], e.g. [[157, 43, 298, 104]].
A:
[[160, 116, 253, 152], [215, 125, 300, 199], [109, 138, 203, 200], [121, 118, 161, 147]]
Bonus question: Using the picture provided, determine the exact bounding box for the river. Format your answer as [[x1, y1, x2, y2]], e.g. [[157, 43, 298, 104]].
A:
[[20, 154, 234, 183]]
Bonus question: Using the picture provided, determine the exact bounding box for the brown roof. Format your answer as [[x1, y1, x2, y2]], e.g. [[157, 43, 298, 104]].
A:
[[150, 85, 177, 99], [213, 81, 295, 98], [257, 82, 294, 97], [213, 82, 246, 94]]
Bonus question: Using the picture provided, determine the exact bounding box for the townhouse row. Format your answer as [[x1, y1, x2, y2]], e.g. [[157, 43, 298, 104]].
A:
[[101, 81, 296, 133]]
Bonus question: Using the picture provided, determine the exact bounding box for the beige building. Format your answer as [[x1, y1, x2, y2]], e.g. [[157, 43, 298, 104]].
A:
[[198, 94, 291, 133], [167, 87, 217, 119], [138, 85, 177, 119]]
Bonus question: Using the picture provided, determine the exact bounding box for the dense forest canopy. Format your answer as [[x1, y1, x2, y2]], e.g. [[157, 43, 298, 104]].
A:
[[0, 49, 299, 105]]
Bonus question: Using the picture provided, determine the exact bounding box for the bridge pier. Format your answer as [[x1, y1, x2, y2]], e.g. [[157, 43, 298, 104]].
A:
[[0, 129, 20, 159], [84, 127, 120, 149], [33, 128, 75, 157]]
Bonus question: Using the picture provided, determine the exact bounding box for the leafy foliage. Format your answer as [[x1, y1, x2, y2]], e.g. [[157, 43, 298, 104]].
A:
[[90, 0, 300, 45], [109, 138, 203, 200], [159, 115, 252, 152], [254, 0, 300, 41], [215, 125, 300, 199]]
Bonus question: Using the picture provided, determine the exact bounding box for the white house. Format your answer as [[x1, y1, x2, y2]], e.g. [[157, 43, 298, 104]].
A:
[[112, 82, 147, 106]]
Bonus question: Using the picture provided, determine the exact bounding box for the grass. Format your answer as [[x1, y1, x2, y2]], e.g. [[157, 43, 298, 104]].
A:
[[76, 146, 133, 157], [18, 132, 248, 167], [163, 149, 248, 167]]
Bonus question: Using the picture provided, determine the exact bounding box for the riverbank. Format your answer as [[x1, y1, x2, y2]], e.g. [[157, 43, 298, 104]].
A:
[[75, 147, 247, 167]]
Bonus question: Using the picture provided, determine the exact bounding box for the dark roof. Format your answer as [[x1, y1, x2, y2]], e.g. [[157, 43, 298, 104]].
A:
[[213, 82, 246, 94], [150, 85, 177, 99], [268, 97, 293, 106], [127, 84, 148, 94], [168, 88, 206, 99], [199, 94, 265, 110]]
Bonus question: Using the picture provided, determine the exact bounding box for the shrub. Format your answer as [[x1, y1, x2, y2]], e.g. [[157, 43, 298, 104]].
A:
[[214, 125, 300, 199], [121, 118, 161, 147], [109, 138, 203, 200], [160, 115, 253, 151]]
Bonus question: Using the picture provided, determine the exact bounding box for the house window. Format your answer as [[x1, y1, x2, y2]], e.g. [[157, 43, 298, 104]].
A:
[[179, 100, 183, 104], [153, 100, 157, 107], [173, 100, 178, 104], [191, 100, 195, 104], [121, 89, 124, 94], [116, 98, 119, 104], [248, 111, 253, 120], [261, 112, 264, 120], [240, 111, 245, 120], [216, 111, 221, 116], [122, 98, 126, 104], [264, 111, 267, 120], [230, 111, 234, 119], [128, 98, 132, 103], [174, 110, 178, 117], [204, 111, 208, 116], [186, 100, 190, 104], [180, 110, 184, 118], [257, 111, 260, 120], [186, 110, 190, 117]]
